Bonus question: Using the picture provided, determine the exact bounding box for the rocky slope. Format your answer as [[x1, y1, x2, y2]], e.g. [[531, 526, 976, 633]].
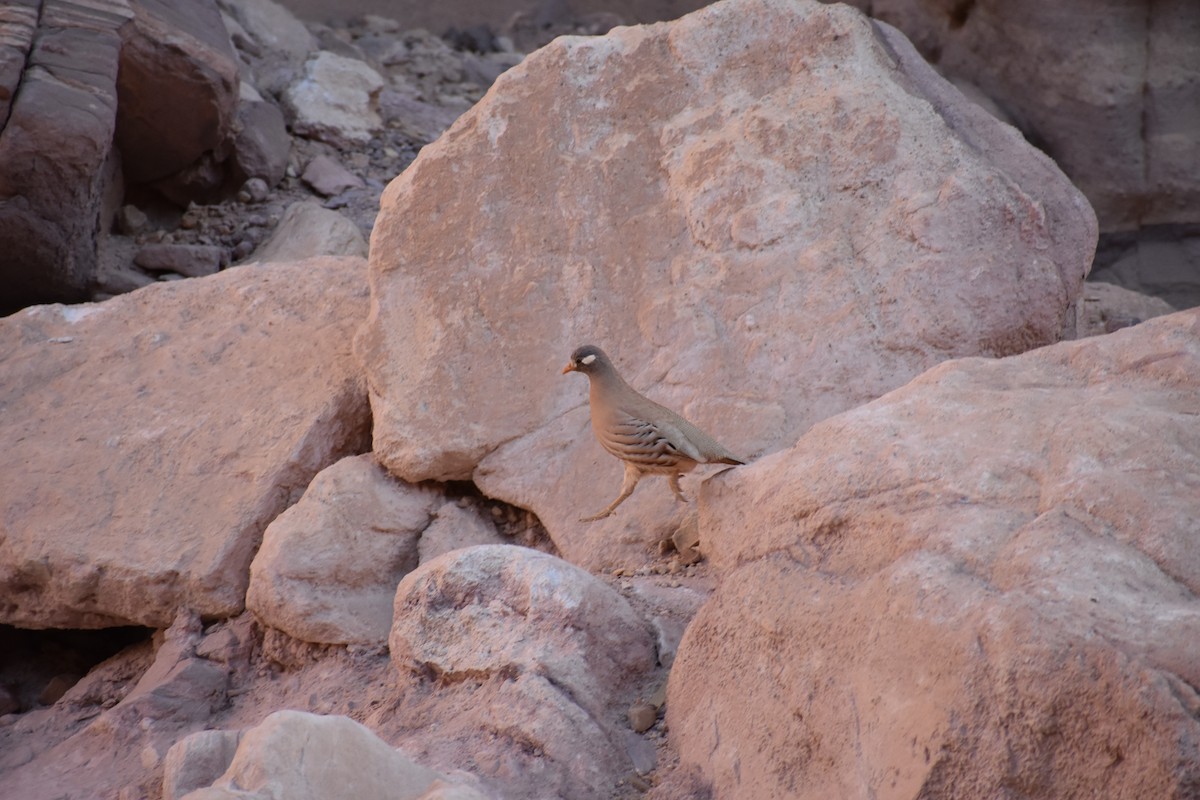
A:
[[1, 0, 1198, 799]]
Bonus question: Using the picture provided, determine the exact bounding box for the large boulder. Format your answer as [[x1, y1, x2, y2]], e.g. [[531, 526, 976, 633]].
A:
[[0, 0, 128, 312], [116, 0, 240, 199], [0, 256, 371, 629], [389, 545, 657, 798], [355, 0, 1097, 570], [858, 0, 1200, 231], [665, 309, 1200, 798]]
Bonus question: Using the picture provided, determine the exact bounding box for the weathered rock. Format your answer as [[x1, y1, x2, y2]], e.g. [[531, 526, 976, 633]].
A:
[[356, 0, 1096, 569], [0, 256, 371, 628], [247, 200, 368, 263], [247, 455, 441, 646], [1090, 223, 1200, 310], [417, 502, 506, 564], [231, 82, 291, 188], [163, 729, 243, 800], [0, 0, 128, 311], [302, 153, 366, 196], [388, 545, 656, 798], [862, 0, 1200, 230], [218, 0, 314, 65], [116, 0, 239, 192], [284, 51, 385, 146], [669, 308, 1200, 798], [133, 242, 224, 278], [119, 612, 229, 723], [216, 0, 315, 97], [392, 545, 655, 717], [178, 711, 446, 800], [1075, 280, 1178, 338], [378, 89, 464, 145]]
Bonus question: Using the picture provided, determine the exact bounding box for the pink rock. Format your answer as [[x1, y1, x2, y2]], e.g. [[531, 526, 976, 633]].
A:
[[356, 0, 1096, 570], [391, 545, 655, 718], [0, 256, 371, 628], [178, 710, 448, 800], [388, 545, 657, 798], [247, 455, 441, 646], [668, 309, 1200, 797]]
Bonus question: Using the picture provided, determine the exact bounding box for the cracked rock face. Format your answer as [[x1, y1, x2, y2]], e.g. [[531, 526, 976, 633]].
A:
[[388, 545, 658, 799], [355, 0, 1097, 570]]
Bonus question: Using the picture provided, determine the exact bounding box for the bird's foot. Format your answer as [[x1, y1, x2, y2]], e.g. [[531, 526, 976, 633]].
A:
[[579, 509, 613, 523]]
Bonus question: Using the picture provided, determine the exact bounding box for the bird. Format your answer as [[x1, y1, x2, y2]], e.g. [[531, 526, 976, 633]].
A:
[[561, 344, 745, 522]]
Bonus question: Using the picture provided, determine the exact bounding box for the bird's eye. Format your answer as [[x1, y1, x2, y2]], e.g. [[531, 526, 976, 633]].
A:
[[581, 354, 597, 365]]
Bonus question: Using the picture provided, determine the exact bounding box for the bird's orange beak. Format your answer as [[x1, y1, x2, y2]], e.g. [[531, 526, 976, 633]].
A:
[[561, 362, 575, 374]]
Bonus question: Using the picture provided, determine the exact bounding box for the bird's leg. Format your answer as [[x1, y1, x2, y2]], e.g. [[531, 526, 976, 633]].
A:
[[667, 472, 688, 504], [580, 462, 642, 522]]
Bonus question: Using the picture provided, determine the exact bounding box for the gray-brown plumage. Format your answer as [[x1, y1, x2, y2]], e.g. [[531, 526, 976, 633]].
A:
[[562, 344, 745, 522]]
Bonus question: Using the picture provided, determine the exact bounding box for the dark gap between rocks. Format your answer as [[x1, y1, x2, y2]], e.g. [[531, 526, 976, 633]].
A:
[[434, 479, 559, 557], [0, 624, 153, 714]]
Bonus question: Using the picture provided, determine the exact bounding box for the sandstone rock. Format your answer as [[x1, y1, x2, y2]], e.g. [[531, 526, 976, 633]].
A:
[[178, 710, 445, 800], [0, 256, 371, 628], [387, 545, 657, 797], [378, 89, 465, 145], [393, 670, 644, 800], [247, 455, 441, 646], [392, 545, 655, 716], [117, 611, 229, 723], [862, 0, 1200, 231], [247, 200, 368, 263], [133, 243, 224, 278], [219, 0, 315, 65], [1075, 280, 1178, 338], [231, 82, 291, 188], [356, 0, 1096, 569], [302, 153, 366, 196], [417, 502, 506, 564], [116, 0, 239, 192], [284, 51, 385, 146], [0, 0, 128, 311], [669, 308, 1200, 797], [163, 729, 243, 800]]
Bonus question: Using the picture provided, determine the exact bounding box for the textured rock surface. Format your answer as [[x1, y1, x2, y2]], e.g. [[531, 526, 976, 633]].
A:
[[248, 200, 369, 263], [0, 0, 128, 311], [284, 51, 385, 145], [247, 455, 441, 645], [163, 729, 243, 800], [668, 308, 1200, 798], [178, 711, 446, 800], [356, 0, 1096, 569], [0, 256, 370, 628], [389, 545, 658, 798], [1076, 280, 1178, 338], [116, 0, 240, 190], [391, 545, 655, 718], [417, 502, 506, 564], [861, 0, 1200, 231]]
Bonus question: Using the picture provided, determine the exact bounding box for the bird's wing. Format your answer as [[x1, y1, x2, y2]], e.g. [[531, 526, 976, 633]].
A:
[[598, 410, 703, 467]]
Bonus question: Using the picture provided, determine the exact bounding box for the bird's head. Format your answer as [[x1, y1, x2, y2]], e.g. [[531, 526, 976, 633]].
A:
[[562, 344, 610, 376]]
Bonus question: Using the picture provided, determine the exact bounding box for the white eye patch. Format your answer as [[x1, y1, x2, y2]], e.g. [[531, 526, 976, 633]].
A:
[[581, 354, 597, 365]]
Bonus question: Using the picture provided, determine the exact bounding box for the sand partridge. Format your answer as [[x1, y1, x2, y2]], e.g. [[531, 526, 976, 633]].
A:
[[562, 344, 745, 522]]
